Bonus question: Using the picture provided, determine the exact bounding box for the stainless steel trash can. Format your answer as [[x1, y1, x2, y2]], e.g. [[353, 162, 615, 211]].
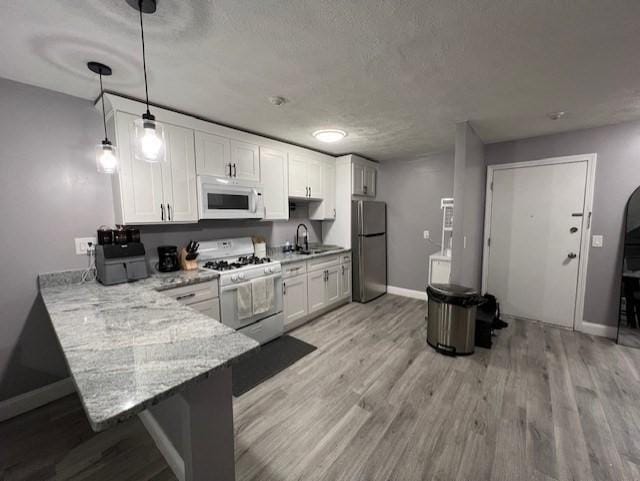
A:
[[426, 283, 483, 356]]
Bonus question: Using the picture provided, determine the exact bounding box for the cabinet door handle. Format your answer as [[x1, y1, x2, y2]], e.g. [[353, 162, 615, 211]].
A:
[[364, 185, 368, 194], [309, 186, 312, 198], [283, 281, 287, 295], [176, 292, 196, 301], [227, 163, 232, 177], [341, 265, 345, 275], [233, 163, 237, 177], [167, 204, 171, 221], [161, 204, 165, 221]]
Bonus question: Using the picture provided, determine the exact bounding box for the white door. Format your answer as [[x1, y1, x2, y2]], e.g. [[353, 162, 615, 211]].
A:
[[364, 166, 377, 197], [289, 154, 308, 197], [326, 267, 340, 304], [162, 123, 198, 222], [308, 270, 327, 313], [116, 111, 165, 224], [260, 146, 289, 220], [486, 160, 588, 328], [283, 274, 308, 329], [352, 162, 365, 196], [230, 139, 260, 182], [307, 157, 324, 199], [194, 131, 231, 177], [340, 263, 351, 298]]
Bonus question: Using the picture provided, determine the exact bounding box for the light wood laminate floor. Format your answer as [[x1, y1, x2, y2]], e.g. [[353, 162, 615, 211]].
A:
[[3, 294, 640, 481]]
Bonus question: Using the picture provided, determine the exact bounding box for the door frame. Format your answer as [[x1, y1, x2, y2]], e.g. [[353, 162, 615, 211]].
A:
[[481, 153, 597, 331]]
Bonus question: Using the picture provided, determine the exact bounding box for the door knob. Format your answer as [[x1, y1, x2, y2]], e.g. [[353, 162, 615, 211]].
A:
[[570, 227, 578, 233], [568, 252, 577, 259]]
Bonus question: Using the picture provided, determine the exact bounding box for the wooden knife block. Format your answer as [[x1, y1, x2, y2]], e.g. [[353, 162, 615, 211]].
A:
[[179, 248, 199, 271]]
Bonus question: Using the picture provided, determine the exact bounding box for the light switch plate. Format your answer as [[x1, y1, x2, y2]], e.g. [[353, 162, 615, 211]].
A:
[[423, 230, 430, 240], [592, 235, 603, 248], [75, 237, 97, 255]]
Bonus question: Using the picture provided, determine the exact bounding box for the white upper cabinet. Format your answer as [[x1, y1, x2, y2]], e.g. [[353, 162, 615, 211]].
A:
[[288, 153, 325, 200], [163, 123, 198, 222], [364, 166, 377, 197], [113, 111, 168, 224], [307, 157, 324, 199], [230, 139, 260, 182], [194, 131, 231, 177], [309, 158, 336, 220], [351, 157, 377, 198], [289, 153, 311, 198], [352, 162, 366, 196], [260, 146, 289, 220]]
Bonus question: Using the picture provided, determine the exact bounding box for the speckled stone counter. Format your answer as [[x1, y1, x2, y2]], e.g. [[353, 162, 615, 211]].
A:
[[270, 247, 351, 265], [38, 269, 258, 432]]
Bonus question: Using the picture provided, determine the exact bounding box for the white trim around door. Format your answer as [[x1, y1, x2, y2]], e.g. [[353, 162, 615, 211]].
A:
[[481, 153, 597, 332]]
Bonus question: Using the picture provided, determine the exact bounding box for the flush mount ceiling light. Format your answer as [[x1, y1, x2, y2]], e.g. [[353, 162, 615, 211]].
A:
[[88, 61, 118, 174], [127, 0, 165, 163], [547, 111, 566, 120], [312, 129, 347, 143]]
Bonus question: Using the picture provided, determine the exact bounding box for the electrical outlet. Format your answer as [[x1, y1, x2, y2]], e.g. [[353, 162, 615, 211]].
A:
[[592, 235, 603, 248], [423, 230, 430, 240], [75, 237, 97, 255]]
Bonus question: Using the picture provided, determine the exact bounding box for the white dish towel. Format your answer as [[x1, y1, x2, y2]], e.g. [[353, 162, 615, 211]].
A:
[[237, 283, 253, 320], [252, 277, 275, 315]]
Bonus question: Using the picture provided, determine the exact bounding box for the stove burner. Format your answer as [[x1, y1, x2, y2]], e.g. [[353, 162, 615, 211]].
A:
[[203, 255, 272, 271]]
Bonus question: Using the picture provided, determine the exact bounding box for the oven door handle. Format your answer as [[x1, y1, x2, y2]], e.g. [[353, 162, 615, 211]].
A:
[[220, 273, 282, 292]]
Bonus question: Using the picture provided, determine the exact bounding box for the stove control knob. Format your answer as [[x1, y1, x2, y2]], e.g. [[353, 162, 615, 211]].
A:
[[265, 267, 272, 274], [231, 274, 238, 282], [238, 273, 246, 280]]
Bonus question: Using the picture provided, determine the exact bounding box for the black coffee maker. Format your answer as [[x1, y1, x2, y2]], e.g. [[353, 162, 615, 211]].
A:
[[157, 245, 180, 272]]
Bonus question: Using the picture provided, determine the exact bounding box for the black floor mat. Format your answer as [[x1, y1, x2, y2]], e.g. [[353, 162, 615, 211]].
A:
[[232, 335, 317, 397]]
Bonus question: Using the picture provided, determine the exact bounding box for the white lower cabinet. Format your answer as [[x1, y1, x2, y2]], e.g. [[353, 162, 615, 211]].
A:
[[307, 269, 327, 314], [283, 273, 308, 330], [340, 262, 351, 299], [282, 253, 352, 332], [325, 266, 340, 304]]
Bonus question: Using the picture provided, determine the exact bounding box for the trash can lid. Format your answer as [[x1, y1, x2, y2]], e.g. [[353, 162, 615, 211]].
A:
[[428, 283, 478, 297]]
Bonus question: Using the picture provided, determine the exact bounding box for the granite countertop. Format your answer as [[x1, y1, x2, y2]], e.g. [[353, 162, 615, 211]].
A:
[[270, 246, 351, 265], [38, 269, 258, 432]]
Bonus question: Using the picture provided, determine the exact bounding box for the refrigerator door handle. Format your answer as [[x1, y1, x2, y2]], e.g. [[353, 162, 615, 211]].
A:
[[358, 236, 366, 300]]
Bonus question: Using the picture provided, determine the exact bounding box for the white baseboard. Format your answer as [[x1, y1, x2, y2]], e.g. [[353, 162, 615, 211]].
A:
[[387, 286, 427, 301], [139, 410, 185, 481], [578, 320, 617, 339], [0, 377, 75, 422]]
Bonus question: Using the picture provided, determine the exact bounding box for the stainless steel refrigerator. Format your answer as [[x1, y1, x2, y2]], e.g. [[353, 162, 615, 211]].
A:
[[352, 200, 387, 302]]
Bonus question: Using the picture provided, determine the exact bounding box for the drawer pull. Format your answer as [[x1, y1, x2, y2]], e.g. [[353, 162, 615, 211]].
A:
[[176, 293, 196, 301]]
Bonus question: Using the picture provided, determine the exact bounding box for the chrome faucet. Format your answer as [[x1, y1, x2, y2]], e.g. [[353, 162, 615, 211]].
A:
[[295, 223, 309, 253]]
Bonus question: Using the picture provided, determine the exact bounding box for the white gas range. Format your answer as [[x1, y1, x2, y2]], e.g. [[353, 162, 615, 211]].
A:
[[199, 237, 283, 345]]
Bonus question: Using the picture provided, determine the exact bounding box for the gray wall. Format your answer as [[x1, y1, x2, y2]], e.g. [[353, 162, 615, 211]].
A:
[[378, 151, 455, 291], [451, 122, 486, 290], [486, 119, 640, 327], [0, 77, 320, 402]]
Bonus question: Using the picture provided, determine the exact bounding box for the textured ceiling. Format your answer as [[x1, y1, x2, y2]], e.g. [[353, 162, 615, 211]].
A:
[[1, 0, 640, 161]]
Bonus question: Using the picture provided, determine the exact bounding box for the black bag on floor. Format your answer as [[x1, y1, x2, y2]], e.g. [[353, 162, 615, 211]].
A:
[[475, 293, 508, 349]]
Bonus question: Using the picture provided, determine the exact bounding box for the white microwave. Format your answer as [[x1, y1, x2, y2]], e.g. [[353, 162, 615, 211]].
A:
[[197, 175, 264, 219]]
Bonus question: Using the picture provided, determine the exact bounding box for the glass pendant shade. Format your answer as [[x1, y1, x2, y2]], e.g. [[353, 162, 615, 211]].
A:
[[134, 115, 165, 163], [96, 141, 118, 174]]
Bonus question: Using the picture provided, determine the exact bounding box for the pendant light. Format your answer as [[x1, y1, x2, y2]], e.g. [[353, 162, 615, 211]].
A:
[[88, 62, 118, 174], [127, 0, 165, 163]]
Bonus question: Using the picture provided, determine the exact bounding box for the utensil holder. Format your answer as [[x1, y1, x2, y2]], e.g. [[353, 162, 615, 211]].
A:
[[179, 248, 199, 271]]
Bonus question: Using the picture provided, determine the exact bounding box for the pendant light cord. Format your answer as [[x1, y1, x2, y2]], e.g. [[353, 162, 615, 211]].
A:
[[99, 73, 108, 142], [139, 2, 151, 116]]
